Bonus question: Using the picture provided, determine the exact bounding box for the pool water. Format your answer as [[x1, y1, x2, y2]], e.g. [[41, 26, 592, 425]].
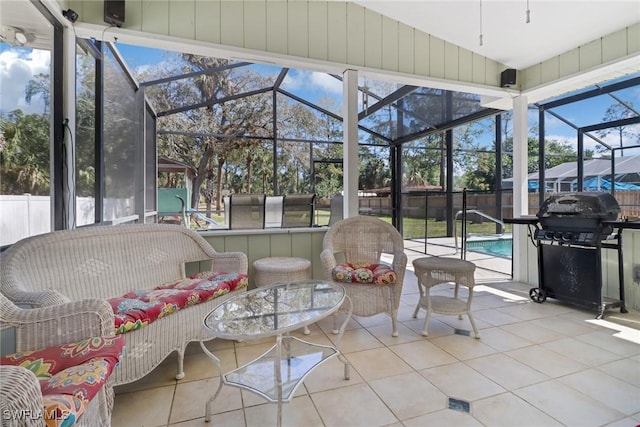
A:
[[466, 238, 513, 258]]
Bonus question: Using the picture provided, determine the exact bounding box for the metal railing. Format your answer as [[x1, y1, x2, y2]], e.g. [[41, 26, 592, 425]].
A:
[[454, 209, 506, 255]]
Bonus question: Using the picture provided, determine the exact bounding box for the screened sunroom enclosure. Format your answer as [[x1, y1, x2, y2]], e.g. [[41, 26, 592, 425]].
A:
[[73, 38, 639, 249]]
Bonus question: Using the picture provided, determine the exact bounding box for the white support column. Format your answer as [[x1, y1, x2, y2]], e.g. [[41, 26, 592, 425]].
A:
[[512, 95, 529, 283], [342, 69, 359, 218], [62, 27, 76, 229]]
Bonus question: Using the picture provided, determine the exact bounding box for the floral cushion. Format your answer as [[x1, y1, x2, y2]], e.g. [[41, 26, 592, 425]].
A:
[[109, 271, 249, 334], [332, 263, 397, 285], [0, 335, 125, 427]]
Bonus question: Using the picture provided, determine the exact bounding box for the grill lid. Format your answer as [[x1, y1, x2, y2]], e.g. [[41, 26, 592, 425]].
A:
[[537, 192, 620, 221]]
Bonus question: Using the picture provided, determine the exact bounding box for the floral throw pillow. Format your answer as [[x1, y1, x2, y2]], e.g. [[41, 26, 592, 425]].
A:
[[332, 263, 397, 285]]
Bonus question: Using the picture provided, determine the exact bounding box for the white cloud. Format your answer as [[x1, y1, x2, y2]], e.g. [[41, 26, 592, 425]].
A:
[[309, 72, 342, 96], [0, 47, 50, 115], [282, 70, 342, 96]]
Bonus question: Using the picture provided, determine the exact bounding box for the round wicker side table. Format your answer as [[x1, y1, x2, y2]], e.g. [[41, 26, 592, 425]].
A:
[[252, 257, 313, 334]]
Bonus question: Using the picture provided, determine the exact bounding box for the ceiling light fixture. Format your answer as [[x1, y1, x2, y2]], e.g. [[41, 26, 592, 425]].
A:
[[0, 26, 35, 46], [526, 0, 531, 23]]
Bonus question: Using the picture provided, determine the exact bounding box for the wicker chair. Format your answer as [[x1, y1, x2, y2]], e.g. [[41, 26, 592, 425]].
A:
[[320, 216, 407, 336], [0, 293, 120, 426]]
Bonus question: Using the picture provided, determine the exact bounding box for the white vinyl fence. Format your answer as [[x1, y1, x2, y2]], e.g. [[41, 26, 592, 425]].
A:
[[0, 195, 98, 246]]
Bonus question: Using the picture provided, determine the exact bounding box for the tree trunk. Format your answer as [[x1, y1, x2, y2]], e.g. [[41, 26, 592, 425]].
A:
[[246, 154, 253, 193], [216, 158, 224, 214], [192, 143, 215, 210]]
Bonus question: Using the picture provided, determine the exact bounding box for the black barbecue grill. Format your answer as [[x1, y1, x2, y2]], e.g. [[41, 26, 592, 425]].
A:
[[507, 192, 628, 318], [534, 192, 620, 246]]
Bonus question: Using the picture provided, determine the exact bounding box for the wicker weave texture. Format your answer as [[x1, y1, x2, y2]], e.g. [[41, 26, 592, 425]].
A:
[[412, 257, 479, 338], [1, 224, 249, 386], [0, 294, 114, 426], [253, 257, 312, 287], [320, 216, 407, 336]]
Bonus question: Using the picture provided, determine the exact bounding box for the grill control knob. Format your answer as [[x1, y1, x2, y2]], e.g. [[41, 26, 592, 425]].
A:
[[561, 232, 572, 242]]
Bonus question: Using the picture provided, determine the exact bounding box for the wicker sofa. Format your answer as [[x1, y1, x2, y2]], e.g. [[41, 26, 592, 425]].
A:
[[0, 224, 248, 386], [0, 293, 122, 426]]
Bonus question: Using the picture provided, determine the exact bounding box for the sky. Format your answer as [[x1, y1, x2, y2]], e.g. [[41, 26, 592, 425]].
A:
[[2, 42, 638, 156]]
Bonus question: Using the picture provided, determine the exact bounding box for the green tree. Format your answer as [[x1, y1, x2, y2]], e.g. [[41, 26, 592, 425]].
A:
[[596, 102, 639, 156], [0, 110, 50, 195], [24, 73, 50, 114]]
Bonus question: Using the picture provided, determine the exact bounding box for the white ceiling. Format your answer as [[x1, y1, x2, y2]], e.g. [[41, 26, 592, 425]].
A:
[[355, 0, 640, 70]]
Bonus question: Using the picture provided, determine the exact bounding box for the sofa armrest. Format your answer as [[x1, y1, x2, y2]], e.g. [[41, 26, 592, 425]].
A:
[[5, 289, 71, 308], [210, 251, 249, 275], [2, 298, 115, 352], [0, 366, 44, 426]]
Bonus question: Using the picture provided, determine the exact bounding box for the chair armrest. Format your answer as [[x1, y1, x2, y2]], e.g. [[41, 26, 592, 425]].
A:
[[0, 366, 44, 425], [3, 299, 115, 352], [391, 251, 408, 281], [4, 289, 71, 308], [320, 248, 338, 280], [210, 251, 249, 275]]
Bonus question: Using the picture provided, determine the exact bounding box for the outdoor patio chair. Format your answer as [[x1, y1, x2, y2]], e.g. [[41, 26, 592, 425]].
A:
[[281, 193, 316, 228], [327, 195, 343, 226], [0, 293, 124, 426], [320, 216, 407, 336], [228, 194, 266, 229]]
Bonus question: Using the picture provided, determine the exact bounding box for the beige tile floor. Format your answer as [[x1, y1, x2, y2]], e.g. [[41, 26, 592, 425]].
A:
[[112, 259, 640, 427]]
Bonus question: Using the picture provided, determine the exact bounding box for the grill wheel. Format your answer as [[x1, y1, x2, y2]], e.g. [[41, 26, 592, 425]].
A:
[[529, 288, 547, 303]]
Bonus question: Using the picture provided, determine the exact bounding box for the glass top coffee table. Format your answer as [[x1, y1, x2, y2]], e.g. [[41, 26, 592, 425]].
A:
[[200, 280, 352, 426]]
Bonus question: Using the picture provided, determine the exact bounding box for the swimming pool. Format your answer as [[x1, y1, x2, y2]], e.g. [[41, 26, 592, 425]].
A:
[[466, 237, 513, 258]]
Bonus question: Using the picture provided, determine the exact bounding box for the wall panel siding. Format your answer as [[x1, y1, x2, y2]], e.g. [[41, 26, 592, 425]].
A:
[[364, 9, 382, 69], [443, 43, 459, 81], [628, 24, 640, 54], [142, 0, 169, 35], [397, 25, 414, 75], [471, 53, 486, 84], [291, 233, 314, 262], [524, 63, 542, 89], [484, 58, 500, 87], [346, 3, 365, 67], [559, 48, 580, 77], [169, 0, 194, 39], [381, 16, 399, 72], [602, 30, 627, 64], [268, 234, 290, 257], [414, 31, 430, 76], [521, 23, 640, 91], [195, 0, 221, 43], [429, 36, 445, 79], [327, 2, 348, 64], [244, 1, 267, 51], [579, 39, 602, 70], [220, 0, 244, 47], [308, 2, 328, 60], [72, 0, 513, 89], [125, 0, 143, 30], [458, 49, 472, 83], [266, 0, 288, 55], [287, 1, 309, 58], [202, 229, 327, 283], [68, 1, 637, 91], [540, 57, 560, 85]]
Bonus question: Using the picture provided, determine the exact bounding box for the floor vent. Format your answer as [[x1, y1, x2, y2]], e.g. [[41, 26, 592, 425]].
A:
[[454, 328, 470, 336], [448, 397, 470, 413]]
